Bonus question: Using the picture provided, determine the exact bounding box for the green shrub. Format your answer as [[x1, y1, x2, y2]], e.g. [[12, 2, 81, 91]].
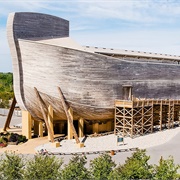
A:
[[153, 156, 180, 180], [90, 153, 116, 180], [9, 133, 19, 142], [0, 151, 24, 180], [114, 149, 153, 180], [24, 154, 63, 180], [61, 154, 90, 180], [17, 135, 27, 143]]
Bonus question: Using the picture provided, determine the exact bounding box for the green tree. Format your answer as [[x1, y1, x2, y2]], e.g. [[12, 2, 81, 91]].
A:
[[24, 154, 63, 180], [61, 154, 90, 180], [113, 149, 153, 180], [0, 151, 24, 180], [153, 156, 180, 180], [0, 72, 14, 108], [90, 153, 116, 180]]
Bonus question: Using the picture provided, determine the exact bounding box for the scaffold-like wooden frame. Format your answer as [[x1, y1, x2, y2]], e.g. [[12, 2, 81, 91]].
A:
[[115, 99, 180, 138]]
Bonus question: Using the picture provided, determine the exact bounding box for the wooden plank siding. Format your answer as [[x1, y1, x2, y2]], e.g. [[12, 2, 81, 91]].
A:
[[6, 12, 180, 123]]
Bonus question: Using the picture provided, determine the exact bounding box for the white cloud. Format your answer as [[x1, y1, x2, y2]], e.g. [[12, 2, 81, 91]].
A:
[[1, 0, 180, 72], [0, 27, 9, 54], [1, 1, 180, 23], [0, 27, 12, 72], [75, 1, 180, 23], [72, 29, 180, 56]]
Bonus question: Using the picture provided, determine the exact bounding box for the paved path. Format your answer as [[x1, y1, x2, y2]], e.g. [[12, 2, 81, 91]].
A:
[[147, 131, 180, 165], [35, 127, 180, 167], [49, 131, 180, 167], [0, 115, 21, 130]]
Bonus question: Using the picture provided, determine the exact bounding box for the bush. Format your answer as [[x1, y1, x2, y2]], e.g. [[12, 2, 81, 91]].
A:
[[90, 153, 116, 180], [61, 154, 90, 180], [9, 133, 19, 142], [17, 135, 27, 143], [9, 133, 27, 144], [24, 154, 63, 180], [0, 151, 24, 180], [113, 149, 153, 180], [153, 156, 180, 180]]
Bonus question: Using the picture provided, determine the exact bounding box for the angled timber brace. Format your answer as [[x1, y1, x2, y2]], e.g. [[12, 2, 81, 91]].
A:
[[3, 96, 17, 131], [57, 87, 80, 144], [34, 87, 54, 143]]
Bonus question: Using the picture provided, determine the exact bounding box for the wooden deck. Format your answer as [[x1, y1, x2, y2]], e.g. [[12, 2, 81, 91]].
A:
[[115, 98, 180, 137]]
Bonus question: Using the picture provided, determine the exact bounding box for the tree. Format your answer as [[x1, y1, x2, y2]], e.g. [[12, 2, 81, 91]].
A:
[[153, 156, 180, 180], [114, 149, 153, 180], [0, 151, 24, 180], [0, 72, 14, 108], [90, 153, 116, 180], [61, 154, 90, 180], [24, 154, 63, 180]]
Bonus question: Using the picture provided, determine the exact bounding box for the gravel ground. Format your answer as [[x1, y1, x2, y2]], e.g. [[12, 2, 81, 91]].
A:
[[35, 126, 180, 154]]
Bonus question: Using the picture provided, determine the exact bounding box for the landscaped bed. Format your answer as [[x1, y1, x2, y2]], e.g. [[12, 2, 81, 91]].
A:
[[0, 132, 27, 147]]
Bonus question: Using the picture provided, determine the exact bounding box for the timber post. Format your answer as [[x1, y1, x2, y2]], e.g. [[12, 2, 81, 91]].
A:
[[3, 96, 17, 131], [78, 117, 84, 138], [22, 110, 32, 139], [34, 87, 54, 143], [67, 107, 74, 139], [57, 87, 81, 145], [47, 105, 54, 141]]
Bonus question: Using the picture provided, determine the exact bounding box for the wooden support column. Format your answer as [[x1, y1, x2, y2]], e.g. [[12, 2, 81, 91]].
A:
[[34, 120, 39, 136], [34, 120, 43, 137], [131, 107, 133, 138], [142, 101, 144, 135], [48, 105, 54, 141], [160, 100, 163, 131], [67, 108, 73, 140], [168, 101, 171, 129], [59, 123, 64, 134], [57, 87, 81, 145], [93, 123, 99, 134], [34, 87, 54, 143], [151, 101, 154, 133], [106, 121, 112, 131], [78, 117, 84, 138], [3, 96, 17, 131], [168, 101, 174, 129], [123, 107, 125, 137], [22, 110, 32, 139], [39, 121, 43, 137]]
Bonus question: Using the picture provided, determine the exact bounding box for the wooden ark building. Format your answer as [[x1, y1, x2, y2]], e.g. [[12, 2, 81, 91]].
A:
[[6, 12, 180, 141]]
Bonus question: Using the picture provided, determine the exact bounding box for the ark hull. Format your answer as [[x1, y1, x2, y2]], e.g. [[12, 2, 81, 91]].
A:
[[7, 12, 180, 122]]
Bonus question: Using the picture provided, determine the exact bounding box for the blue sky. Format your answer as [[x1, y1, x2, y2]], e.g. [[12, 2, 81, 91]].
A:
[[1, 0, 180, 72]]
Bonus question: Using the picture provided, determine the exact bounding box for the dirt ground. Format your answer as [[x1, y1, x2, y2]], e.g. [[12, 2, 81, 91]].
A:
[[0, 126, 49, 154]]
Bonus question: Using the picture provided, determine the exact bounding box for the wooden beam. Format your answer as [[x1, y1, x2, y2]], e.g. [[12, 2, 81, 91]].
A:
[[3, 96, 17, 131], [151, 104, 154, 133], [130, 108, 133, 138], [34, 87, 54, 143], [160, 100, 163, 131], [142, 101, 144, 135], [22, 110, 32, 139], [93, 123, 99, 134], [68, 108, 74, 139], [34, 120, 43, 137], [78, 118, 84, 137], [57, 87, 80, 144], [48, 105, 54, 141]]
